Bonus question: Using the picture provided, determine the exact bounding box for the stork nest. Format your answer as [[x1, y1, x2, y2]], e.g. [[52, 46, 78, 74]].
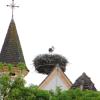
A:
[[33, 54, 68, 74]]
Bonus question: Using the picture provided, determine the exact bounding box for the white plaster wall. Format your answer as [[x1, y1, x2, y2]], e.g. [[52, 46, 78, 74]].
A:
[[43, 75, 69, 91]]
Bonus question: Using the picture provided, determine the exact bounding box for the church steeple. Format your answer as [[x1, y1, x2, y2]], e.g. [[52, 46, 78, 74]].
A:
[[0, 0, 25, 65], [0, 0, 28, 77], [0, 19, 25, 65]]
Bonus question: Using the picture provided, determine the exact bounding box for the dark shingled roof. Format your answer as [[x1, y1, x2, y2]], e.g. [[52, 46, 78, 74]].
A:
[[0, 18, 25, 65], [71, 72, 96, 91]]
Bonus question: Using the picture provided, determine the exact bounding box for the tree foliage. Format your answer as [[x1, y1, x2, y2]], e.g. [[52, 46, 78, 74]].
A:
[[0, 74, 100, 100]]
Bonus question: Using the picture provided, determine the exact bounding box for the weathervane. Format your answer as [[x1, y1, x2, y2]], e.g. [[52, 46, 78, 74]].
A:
[[7, 0, 19, 19]]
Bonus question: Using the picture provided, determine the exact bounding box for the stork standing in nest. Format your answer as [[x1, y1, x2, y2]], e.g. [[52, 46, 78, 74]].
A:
[[49, 46, 54, 54]]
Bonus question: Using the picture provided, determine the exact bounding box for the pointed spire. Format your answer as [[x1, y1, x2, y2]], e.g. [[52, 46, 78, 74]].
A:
[[71, 72, 96, 91], [0, 18, 25, 65]]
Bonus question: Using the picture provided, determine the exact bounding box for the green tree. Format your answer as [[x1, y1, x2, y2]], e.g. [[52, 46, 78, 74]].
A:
[[0, 74, 11, 100], [0, 62, 4, 70], [1, 74, 100, 100], [35, 89, 50, 100], [17, 62, 26, 73]]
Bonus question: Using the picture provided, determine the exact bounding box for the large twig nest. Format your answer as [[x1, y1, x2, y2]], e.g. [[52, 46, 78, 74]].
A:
[[33, 54, 68, 74]]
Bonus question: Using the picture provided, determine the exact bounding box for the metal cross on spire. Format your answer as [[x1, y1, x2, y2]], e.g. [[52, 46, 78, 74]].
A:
[[7, 0, 19, 19]]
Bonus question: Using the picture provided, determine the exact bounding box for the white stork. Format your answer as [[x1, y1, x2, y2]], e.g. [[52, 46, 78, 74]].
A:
[[49, 46, 54, 53]]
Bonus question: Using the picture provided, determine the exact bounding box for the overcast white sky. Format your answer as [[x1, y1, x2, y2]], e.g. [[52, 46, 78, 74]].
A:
[[0, 0, 100, 90]]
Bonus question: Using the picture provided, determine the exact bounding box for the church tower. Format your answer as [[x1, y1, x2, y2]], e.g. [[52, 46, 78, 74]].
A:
[[0, 0, 28, 77]]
